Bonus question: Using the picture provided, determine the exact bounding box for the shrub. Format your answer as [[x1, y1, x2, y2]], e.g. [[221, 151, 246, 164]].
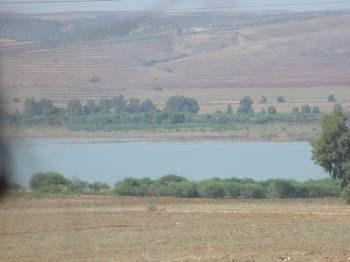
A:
[[277, 96, 286, 103], [328, 94, 336, 102], [165, 96, 200, 113], [267, 106, 277, 115], [268, 180, 296, 198], [312, 106, 320, 114], [237, 96, 254, 114], [292, 107, 300, 113], [29, 172, 70, 193], [240, 183, 266, 199], [301, 104, 311, 114], [260, 96, 267, 104], [200, 182, 225, 198]]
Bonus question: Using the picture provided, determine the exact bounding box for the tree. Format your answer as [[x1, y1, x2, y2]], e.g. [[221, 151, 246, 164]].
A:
[[88, 182, 110, 192], [268, 180, 296, 198], [113, 95, 126, 113], [67, 99, 82, 117], [140, 99, 157, 112], [83, 100, 98, 114], [301, 104, 311, 114], [292, 107, 300, 113], [226, 104, 233, 114], [98, 98, 113, 113], [260, 96, 267, 104], [312, 109, 350, 188], [165, 96, 200, 113], [125, 98, 141, 113], [29, 172, 70, 193], [267, 106, 277, 114], [328, 94, 336, 102], [237, 96, 253, 114], [277, 96, 286, 103], [37, 98, 56, 116], [312, 106, 320, 114], [24, 97, 40, 116]]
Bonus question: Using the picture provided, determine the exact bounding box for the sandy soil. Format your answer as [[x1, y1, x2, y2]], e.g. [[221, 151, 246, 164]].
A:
[[0, 195, 349, 261]]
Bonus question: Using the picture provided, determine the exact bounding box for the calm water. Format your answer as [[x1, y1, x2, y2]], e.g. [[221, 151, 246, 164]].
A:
[[7, 138, 327, 186], [1, 0, 350, 13]]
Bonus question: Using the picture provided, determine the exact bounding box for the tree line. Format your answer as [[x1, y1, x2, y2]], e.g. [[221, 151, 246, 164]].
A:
[[5, 95, 325, 131], [14, 171, 344, 200]]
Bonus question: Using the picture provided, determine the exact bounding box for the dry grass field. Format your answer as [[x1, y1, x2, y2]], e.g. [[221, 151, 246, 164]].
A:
[[1, 195, 350, 261]]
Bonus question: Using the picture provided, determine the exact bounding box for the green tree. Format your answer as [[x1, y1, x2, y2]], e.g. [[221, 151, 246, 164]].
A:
[[98, 98, 113, 113], [312, 109, 350, 188], [292, 107, 300, 113], [29, 172, 70, 193], [268, 180, 296, 198], [312, 106, 320, 114], [140, 99, 157, 112], [113, 95, 126, 113], [237, 96, 253, 114], [67, 99, 82, 117], [328, 94, 336, 102], [267, 106, 277, 114], [83, 100, 98, 114], [38, 98, 56, 116], [226, 104, 233, 114], [260, 96, 267, 104], [301, 104, 311, 114], [277, 96, 286, 103], [24, 97, 40, 116], [165, 96, 200, 113]]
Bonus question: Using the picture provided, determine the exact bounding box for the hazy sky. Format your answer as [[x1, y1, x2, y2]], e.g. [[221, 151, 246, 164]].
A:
[[1, 0, 350, 13]]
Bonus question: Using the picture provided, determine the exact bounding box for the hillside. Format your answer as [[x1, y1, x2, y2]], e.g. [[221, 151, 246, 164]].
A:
[[1, 10, 350, 113]]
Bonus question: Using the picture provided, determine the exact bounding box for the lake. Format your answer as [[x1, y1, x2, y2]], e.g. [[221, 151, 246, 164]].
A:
[[6, 138, 327, 186]]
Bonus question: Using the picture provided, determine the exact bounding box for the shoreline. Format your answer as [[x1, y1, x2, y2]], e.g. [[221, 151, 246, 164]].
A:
[[1, 125, 318, 142]]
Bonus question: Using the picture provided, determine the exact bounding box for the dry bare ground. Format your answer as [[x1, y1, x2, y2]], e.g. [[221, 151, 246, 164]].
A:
[[0, 195, 349, 261]]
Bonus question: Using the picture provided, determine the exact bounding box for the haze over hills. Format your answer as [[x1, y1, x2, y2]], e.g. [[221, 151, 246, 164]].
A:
[[1, 10, 350, 112]]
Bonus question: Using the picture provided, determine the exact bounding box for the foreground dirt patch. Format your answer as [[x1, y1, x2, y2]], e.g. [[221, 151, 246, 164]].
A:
[[0, 196, 349, 261]]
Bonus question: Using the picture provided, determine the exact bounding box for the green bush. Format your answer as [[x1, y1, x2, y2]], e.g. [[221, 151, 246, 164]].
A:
[[29, 172, 70, 193], [200, 182, 225, 198], [268, 180, 296, 199]]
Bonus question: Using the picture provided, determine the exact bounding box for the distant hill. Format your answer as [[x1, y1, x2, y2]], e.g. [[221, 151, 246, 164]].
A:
[[1, 10, 350, 112]]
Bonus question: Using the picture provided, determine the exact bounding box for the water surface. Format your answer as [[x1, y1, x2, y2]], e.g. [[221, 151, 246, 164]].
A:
[[7, 138, 327, 186]]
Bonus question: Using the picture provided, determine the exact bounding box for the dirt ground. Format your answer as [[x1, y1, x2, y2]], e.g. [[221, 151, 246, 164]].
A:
[[0, 195, 349, 261]]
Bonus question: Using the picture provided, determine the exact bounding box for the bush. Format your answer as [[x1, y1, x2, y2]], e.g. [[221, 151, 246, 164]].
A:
[[268, 180, 296, 198], [301, 105, 311, 114], [200, 182, 225, 198], [312, 106, 320, 114], [237, 96, 254, 114], [239, 183, 266, 199], [277, 96, 286, 103], [165, 96, 200, 113], [260, 96, 267, 104], [292, 107, 300, 113], [29, 172, 70, 193], [328, 94, 336, 102], [267, 106, 277, 115]]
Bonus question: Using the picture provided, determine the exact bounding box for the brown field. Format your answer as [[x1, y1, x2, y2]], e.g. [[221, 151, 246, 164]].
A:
[[0, 195, 350, 261]]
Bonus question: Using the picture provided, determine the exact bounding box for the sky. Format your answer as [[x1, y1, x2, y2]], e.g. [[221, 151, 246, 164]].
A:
[[0, 0, 350, 13]]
